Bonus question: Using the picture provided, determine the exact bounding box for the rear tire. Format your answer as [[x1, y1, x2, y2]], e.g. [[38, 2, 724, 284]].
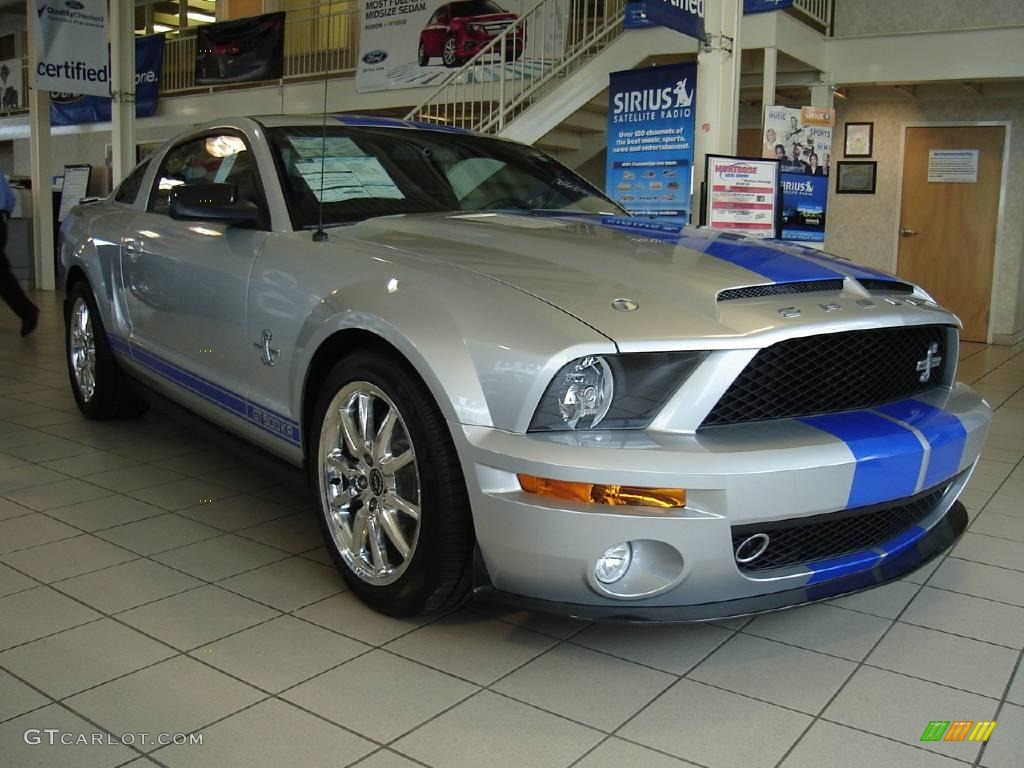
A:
[[418, 41, 429, 66], [65, 281, 134, 419], [310, 349, 473, 617]]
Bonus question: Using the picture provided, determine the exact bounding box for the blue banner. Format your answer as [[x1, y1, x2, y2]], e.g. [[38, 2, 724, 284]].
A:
[[628, 0, 792, 28], [606, 63, 697, 225], [780, 172, 828, 241], [624, 0, 705, 38], [50, 35, 164, 127], [744, 0, 794, 13]]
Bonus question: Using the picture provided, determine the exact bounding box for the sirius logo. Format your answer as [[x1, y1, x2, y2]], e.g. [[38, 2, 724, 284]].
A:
[[781, 180, 814, 194], [362, 50, 387, 65], [612, 78, 693, 115]]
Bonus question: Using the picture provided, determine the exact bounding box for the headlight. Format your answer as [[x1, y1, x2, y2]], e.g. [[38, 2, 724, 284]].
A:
[[466, 23, 485, 34], [529, 352, 708, 432]]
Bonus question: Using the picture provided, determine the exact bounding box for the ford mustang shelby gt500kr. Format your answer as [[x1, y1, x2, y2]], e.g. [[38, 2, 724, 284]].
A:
[[60, 116, 990, 620]]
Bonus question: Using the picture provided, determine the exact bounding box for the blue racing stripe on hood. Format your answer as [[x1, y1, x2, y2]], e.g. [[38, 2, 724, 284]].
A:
[[801, 411, 923, 508], [875, 399, 968, 489], [590, 217, 845, 283]]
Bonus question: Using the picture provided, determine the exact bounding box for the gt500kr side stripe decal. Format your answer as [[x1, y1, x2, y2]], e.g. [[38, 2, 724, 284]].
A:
[[110, 336, 301, 447]]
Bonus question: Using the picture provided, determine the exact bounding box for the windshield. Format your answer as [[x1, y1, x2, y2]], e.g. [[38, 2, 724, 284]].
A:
[[451, 1, 506, 16], [267, 125, 623, 230]]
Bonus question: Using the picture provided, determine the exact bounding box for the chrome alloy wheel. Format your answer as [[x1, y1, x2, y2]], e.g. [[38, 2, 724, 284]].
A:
[[443, 38, 457, 65], [69, 298, 97, 402], [318, 382, 421, 585]]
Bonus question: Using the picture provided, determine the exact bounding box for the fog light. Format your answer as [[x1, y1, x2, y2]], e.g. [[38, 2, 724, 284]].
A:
[[595, 542, 633, 584]]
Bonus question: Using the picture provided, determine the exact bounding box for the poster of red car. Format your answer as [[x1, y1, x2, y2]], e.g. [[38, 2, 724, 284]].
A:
[[357, 0, 567, 92]]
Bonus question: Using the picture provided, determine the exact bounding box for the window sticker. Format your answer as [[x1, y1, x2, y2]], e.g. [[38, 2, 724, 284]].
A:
[[294, 154, 405, 203], [289, 136, 363, 160]]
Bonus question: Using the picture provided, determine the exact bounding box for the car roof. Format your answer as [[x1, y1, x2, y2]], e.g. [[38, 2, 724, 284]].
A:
[[250, 114, 476, 135]]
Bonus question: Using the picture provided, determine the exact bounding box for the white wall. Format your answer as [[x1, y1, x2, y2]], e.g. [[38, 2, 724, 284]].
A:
[[833, 0, 1024, 36]]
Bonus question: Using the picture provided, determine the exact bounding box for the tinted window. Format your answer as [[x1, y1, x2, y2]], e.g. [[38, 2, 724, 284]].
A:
[[267, 126, 621, 230], [114, 160, 150, 205], [150, 134, 260, 214]]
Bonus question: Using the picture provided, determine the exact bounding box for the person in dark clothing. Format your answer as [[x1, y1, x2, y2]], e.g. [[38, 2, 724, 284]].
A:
[[0, 172, 37, 336]]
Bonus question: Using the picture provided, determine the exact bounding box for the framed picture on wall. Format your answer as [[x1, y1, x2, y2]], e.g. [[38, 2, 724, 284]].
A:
[[844, 122, 874, 157], [836, 161, 877, 194]]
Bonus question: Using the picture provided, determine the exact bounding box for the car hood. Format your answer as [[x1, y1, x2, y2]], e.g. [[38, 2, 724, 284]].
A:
[[348, 213, 945, 349]]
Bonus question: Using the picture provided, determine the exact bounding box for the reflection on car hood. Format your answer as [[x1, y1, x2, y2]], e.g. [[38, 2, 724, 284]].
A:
[[348, 212, 913, 345]]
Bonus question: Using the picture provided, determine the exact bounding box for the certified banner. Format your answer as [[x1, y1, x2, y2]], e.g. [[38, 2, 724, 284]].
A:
[[762, 105, 833, 242], [356, 0, 567, 93], [32, 0, 109, 97], [50, 35, 165, 126], [703, 155, 780, 239], [195, 12, 285, 85], [605, 62, 697, 225], [629, 0, 790, 28]]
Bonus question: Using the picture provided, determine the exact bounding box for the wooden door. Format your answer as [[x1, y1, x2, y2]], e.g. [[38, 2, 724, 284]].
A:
[[897, 126, 1005, 342]]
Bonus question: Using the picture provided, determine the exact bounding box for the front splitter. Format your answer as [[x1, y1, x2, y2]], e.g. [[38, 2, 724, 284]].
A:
[[472, 501, 968, 623]]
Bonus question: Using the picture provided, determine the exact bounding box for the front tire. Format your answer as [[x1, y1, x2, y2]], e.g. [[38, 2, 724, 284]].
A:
[[442, 35, 461, 68], [65, 281, 131, 419], [311, 350, 473, 616]]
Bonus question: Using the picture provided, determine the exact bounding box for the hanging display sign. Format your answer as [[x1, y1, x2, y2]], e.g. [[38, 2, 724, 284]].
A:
[[702, 155, 780, 239], [762, 105, 833, 242], [743, 0, 794, 13], [927, 149, 979, 183], [605, 62, 697, 225], [195, 12, 285, 85], [356, 0, 568, 93], [50, 35, 165, 126], [31, 0, 109, 97], [0, 59, 24, 110]]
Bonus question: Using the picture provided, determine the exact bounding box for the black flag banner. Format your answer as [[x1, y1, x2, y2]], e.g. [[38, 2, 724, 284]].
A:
[[195, 12, 286, 85]]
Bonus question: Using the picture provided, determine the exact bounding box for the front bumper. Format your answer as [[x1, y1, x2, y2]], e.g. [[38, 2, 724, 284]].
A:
[[453, 384, 989, 620]]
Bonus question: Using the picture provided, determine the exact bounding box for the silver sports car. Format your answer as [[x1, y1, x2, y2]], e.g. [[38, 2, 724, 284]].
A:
[[61, 116, 990, 620]]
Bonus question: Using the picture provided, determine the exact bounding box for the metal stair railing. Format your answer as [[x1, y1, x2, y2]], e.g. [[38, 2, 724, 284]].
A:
[[405, 0, 626, 134]]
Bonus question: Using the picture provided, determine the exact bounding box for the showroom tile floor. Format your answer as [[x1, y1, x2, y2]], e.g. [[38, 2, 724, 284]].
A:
[[0, 292, 1022, 768]]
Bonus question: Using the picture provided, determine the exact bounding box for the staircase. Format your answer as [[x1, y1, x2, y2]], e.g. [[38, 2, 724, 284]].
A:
[[404, 0, 628, 138]]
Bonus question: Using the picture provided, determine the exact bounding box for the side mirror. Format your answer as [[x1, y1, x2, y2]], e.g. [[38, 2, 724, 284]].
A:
[[169, 182, 260, 223]]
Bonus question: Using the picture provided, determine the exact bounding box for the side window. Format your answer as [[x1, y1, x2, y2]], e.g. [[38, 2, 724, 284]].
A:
[[149, 134, 257, 214], [114, 159, 150, 205]]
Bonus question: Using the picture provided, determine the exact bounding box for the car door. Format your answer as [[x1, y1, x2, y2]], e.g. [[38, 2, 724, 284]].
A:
[[121, 130, 270, 433]]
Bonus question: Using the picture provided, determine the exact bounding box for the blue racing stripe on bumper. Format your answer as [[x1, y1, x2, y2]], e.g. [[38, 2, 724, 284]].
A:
[[875, 399, 968, 489], [806, 549, 883, 584], [801, 411, 923, 507]]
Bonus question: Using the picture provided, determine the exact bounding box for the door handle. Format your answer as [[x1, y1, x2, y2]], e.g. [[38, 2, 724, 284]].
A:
[[901, 227, 917, 237]]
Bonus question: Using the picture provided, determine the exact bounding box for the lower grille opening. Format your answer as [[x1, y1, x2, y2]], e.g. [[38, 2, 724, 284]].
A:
[[731, 482, 953, 573]]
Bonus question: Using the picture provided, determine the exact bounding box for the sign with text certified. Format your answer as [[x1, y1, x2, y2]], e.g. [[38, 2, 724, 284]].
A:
[[32, 0, 109, 97]]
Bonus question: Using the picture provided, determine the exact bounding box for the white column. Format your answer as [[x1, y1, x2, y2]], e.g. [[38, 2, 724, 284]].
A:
[[761, 45, 778, 121], [111, 0, 137, 186], [27, 0, 55, 291], [693, 0, 743, 209], [810, 74, 835, 110]]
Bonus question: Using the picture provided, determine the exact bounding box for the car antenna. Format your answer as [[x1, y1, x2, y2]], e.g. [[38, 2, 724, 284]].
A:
[[312, 0, 332, 243]]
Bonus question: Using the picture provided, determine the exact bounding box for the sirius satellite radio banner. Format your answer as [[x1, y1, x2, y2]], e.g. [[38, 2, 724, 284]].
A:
[[32, 0, 109, 97], [356, 0, 567, 93], [762, 105, 833, 242], [195, 12, 285, 85], [606, 63, 697, 225], [50, 35, 164, 126]]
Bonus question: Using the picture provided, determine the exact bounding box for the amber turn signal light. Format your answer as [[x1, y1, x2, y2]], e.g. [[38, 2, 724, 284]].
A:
[[517, 474, 686, 509]]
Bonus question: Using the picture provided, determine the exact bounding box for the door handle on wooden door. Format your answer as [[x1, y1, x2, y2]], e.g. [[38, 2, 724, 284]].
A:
[[901, 227, 918, 237]]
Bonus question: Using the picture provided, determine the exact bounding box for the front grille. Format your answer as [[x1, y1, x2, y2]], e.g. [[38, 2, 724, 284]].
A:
[[718, 280, 843, 301], [732, 483, 950, 572], [702, 325, 950, 427]]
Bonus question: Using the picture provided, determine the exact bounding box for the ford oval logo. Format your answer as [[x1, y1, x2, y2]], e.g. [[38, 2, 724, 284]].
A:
[[362, 50, 388, 65], [65, 1, 84, 8]]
